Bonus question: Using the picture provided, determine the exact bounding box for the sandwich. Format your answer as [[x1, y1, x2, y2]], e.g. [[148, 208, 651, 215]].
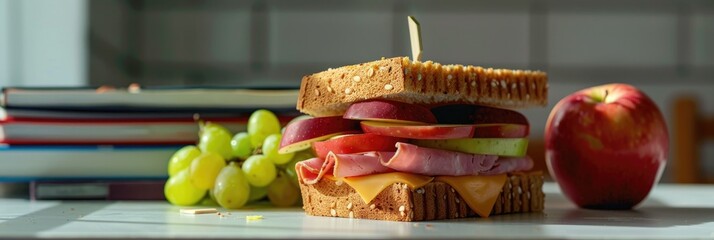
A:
[[279, 57, 547, 221]]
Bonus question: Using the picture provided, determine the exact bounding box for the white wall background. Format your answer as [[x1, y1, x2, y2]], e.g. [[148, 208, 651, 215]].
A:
[[0, 0, 9, 86], [0, 0, 87, 87], [97, 0, 711, 183]]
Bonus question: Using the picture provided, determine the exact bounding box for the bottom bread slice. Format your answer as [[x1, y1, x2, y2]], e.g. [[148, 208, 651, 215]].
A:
[[299, 172, 545, 221]]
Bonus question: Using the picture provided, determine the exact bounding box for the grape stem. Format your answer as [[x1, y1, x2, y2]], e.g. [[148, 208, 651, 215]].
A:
[[195, 115, 206, 136], [253, 148, 263, 155]]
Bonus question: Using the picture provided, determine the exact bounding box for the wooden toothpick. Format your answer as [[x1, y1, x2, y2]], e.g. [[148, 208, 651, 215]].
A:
[[408, 16, 423, 62]]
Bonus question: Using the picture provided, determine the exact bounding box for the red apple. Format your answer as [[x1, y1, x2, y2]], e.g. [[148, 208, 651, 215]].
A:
[[361, 121, 475, 139], [430, 104, 528, 125], [545, 83, 668, 209], [311, 133, 405, 159], [279, 116, 360, 154], [344, 100, 437, 124]]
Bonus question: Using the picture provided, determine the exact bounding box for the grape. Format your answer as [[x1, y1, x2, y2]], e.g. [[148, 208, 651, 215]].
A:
[[283, 150, 312, 187], [201, 121, 230, 135], [168, 145, 201, 177], [267, 174, 300, 207], [164, 169, 206, 206], [209, 187, 216, 200], [200, 195, 219, 207], [248, 109, 281, 148], [263, 133, 294, 165], [248, 185, 268, 202], [198, 122, 233, 160], [242, 154, 277, 187], [189, 152, 226, 190], [230, 132, 253, 159], [284, 159, 300, 186], [292, 149, 315, 162], [283, 168, 299, 188], [213, 162, 250, 209]]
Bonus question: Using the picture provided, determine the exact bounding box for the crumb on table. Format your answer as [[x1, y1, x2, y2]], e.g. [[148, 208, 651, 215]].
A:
[[179, 208, 218, 215]]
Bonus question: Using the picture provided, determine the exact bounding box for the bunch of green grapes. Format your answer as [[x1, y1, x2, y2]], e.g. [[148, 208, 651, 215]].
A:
[[163, 109, 314, 208]]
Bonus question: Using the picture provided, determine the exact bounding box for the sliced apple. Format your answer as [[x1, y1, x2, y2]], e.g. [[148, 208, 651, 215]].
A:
[[279, 116, 360, 154], [430, 104, 529, 125], [360, 121, 475, 139], [472, 124, 530, 138], [412, 138, 528, 157], [312, 133, 406, 159], [344, 100, 437, 124]]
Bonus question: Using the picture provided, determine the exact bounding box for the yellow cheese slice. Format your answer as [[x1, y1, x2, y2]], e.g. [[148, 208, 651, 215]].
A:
[[435, 174, 507, 217], [343, 172, 433, 204]]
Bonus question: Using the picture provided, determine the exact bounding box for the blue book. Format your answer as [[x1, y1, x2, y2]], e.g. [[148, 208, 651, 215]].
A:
[[0, 145, 181, 182]]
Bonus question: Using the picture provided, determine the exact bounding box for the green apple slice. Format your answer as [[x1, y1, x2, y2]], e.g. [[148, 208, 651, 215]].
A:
[[412, 138, 528, 157]]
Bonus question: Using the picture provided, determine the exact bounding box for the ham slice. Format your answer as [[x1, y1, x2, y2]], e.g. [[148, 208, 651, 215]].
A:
[[297, 142, 534, 184], [296, 157, 334, 185], [480, 156, 534, 175], [379, 142, 533, 176], [331, 152, 395, 178], [296, 152, 395, 184]]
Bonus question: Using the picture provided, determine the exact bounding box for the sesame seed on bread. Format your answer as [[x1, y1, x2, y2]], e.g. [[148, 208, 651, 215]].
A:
[[297, 57, 548, 117]]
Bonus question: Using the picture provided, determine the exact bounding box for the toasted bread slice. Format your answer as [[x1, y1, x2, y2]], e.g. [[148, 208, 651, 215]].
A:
[[297, 57, 548, 117], [299, 172, 544, 221]]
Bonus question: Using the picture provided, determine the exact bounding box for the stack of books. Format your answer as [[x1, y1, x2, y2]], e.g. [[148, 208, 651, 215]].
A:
[[0, 86, 300, 200]]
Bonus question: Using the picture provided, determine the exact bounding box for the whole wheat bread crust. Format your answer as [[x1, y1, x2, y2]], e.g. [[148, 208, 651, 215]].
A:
[[299, 172, 544, 221], [297, 57, 548, 117]]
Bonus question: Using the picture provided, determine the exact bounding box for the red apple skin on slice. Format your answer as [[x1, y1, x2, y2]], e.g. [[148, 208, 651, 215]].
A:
[[344, 100, 437, 124], [360, 121, 475, 140], [430, 104, 529, 125], [279, 116, 360, 154], [312, 133, 406, 159], [472, 124, 530, 138]]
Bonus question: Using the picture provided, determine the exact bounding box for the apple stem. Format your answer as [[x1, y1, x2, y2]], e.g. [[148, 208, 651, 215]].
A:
[[604, 90, 609, 102]]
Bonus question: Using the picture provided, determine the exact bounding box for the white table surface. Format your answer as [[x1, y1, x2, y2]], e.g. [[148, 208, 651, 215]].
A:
[[0, 182, 713, 239]]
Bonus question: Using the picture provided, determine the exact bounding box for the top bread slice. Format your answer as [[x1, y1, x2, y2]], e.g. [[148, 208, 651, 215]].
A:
[[297, 57, 548, 117]]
